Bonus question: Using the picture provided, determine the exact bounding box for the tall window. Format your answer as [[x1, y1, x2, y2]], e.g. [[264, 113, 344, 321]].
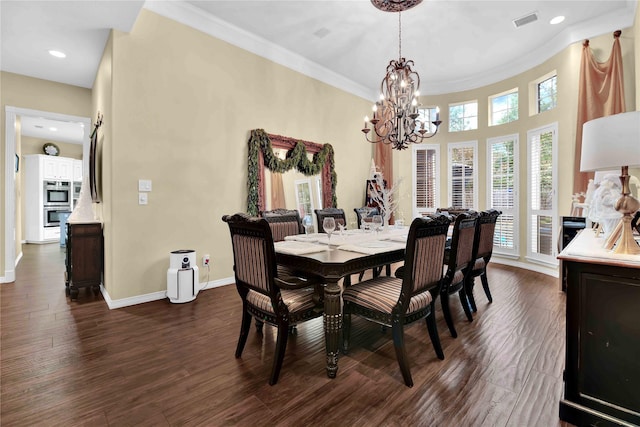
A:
[[537, 75, 557, 113], [412, 144, 440, 217], [488, 135, 518, 256], [449, 101, 478, 132], [417, 107, 439, 134], [489, 89, 518, 126], [448, 141, 477, 209], [527, 123, 558, 265]]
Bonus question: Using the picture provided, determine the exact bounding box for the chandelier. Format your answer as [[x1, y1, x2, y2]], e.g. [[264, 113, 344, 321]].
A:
[[362, 0, 441, 150]]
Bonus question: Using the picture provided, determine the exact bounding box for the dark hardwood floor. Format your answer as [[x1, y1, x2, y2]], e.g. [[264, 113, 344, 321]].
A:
[[1, 243, 573, 426]]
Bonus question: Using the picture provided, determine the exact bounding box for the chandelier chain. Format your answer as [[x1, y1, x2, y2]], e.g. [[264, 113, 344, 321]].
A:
[[398, 12, 402, 59]]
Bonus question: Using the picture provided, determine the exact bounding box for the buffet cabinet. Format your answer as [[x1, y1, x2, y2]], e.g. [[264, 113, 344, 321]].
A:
[[558, 230, 640, 426], [65, 222, 103, 300]]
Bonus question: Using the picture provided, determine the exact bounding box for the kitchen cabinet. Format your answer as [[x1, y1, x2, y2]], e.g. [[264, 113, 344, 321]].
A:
[[65, 222, 103, 300], [24, 154, 78, 243], [558, 230, 640, 426], [73, 159, 83, 182], [42, 155, 73, 181]]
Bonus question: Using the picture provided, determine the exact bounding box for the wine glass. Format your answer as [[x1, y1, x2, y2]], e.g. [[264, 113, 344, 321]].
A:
[[323, 217, 336, 248], [372, 215, 383, 234], [336, 218, 345, 235], [348, 213, 357, 231], [303, 215, 314, 234]]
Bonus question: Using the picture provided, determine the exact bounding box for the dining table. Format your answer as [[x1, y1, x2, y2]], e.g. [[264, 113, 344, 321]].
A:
[[274, 227, 409, 378]]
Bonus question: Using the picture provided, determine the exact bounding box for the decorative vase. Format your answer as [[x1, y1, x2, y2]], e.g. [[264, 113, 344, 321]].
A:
[[68, 176, 96, 222]]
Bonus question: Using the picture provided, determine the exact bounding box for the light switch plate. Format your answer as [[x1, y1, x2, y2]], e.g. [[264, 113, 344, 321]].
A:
[[138, 192, 148, 205], [138, 179, 152, 192]]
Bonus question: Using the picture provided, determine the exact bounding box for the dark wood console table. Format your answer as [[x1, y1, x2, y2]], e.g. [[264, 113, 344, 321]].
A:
[[558, 230, 640, 426], [65, 221, 103, 300]]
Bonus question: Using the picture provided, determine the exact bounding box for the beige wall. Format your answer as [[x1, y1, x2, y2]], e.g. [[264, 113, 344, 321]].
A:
[[98, 10, 373, 300], [92, 32, 113, 298], [394, 26, 637, 266], [0, 71, 91, 280]]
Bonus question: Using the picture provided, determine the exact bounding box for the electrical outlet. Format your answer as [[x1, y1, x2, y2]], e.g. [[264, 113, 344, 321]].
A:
[[203, 254, 210, 267]]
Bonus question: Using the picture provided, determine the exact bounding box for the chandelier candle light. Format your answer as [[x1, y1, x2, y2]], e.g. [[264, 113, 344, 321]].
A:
[[362, 0, 441, 150]]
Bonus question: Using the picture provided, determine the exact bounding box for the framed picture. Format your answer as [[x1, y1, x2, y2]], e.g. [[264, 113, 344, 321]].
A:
[[15, 154, 19, 173]]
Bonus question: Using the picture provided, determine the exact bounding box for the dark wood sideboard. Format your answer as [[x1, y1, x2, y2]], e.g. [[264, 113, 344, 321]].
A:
[[558, 230, 640, 426], [65, 222, 103, 300]]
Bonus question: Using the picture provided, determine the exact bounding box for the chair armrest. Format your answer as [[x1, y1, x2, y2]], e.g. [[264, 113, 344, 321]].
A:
[[275, 275, 320, 290], [275, 275, 324, 306]]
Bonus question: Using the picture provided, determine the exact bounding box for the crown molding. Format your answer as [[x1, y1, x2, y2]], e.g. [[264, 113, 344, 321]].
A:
[[423, 4, 637, 95], [143, 0, 375, 101], [144, 0, 636, 99]]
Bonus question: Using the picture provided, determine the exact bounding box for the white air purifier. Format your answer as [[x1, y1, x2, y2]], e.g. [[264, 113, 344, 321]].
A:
[[167, 249, 200, 303]]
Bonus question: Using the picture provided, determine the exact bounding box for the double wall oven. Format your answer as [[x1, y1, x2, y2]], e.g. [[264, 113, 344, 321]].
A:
[[43, 181, 71, 227]]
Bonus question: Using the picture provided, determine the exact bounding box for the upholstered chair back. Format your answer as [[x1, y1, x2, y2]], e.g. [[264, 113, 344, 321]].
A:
[[447, 212, 479, 276], [398, 214, 450, 308], [314, 208, 346, 233], [224, 213, 278, 302], [476, 209, 501, 260], [261, 209, 304, 241]]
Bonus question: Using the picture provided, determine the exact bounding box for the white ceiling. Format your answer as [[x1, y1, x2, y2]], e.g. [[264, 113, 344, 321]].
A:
[[1, 0, 637, 143], [20, 115, 86, 144]]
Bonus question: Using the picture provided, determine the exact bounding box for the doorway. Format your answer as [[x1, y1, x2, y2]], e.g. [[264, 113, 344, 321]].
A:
[[3, 106, 91, 283]]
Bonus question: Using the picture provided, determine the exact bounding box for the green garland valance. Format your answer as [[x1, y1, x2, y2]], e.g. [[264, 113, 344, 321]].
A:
[[247, 129, 337, 216]]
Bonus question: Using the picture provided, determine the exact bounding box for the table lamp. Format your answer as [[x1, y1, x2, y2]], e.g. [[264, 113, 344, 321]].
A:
[[580, 111, 640, 255]]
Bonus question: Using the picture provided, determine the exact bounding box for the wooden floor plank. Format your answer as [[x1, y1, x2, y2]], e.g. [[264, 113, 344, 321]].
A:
[[0, 243, 575, 426]]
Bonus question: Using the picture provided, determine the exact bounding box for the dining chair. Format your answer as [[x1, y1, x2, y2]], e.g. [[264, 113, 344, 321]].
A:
[[439, 211, 478, 338], [436, 207, 470, 219], [260, 208, 319, 327], [353, 206, 390, 280], [314, 207, 360, 285], [465, 209, 501, 312], [222, 213, 323, 385], [342, 214, 451, 387], [354, 206, 380, 229], [261, 209, 304, 242], [314, 207, 346, 232]]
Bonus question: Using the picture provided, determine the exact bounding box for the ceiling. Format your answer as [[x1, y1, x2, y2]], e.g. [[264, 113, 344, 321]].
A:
[[1, 0, 637, 143]]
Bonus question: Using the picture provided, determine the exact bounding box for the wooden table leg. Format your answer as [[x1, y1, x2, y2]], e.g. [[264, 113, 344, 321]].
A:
[[323, 278, 341, 378]]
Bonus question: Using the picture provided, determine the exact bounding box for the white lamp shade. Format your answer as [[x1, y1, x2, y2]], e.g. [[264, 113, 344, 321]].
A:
[[580, 111, 640, 172]]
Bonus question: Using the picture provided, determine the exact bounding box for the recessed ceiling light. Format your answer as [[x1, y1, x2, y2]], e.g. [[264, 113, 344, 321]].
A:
[[48, 50, 66, 58], [49, 127, 58, 132], [550, 16, 565, 25]]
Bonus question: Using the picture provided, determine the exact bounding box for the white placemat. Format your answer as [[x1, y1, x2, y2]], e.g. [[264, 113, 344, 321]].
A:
[[284, 234, 320, 243], [338, 240, 406, 255], [274, 240, 327, 255]]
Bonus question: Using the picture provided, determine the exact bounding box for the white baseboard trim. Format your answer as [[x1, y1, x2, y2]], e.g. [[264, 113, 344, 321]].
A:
[[101, 276, 235, 309], [1, 269, 15, 283], [1, 251, 24, 283], [99, 260, 558, 309], [491, 257, 559, 278]]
